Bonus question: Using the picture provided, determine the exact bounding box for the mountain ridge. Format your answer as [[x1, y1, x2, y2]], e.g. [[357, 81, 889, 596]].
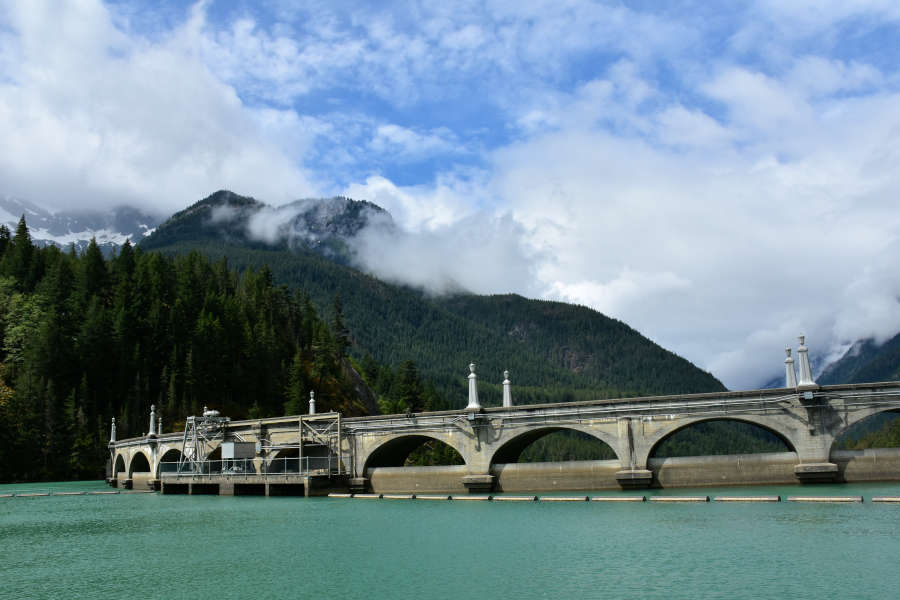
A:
[[0, 195, 161, 253], [139, 190, 726, 408]]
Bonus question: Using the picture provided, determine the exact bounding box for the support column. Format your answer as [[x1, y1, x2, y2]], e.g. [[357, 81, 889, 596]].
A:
[[466, 363, 481, 410], [790, 336, 836, 482], [796, 335, 816, 389], [615, 417, 652, 489], [462, 363, 493, 492], [502, 370, 512, 408], [784, 348, 797, 388]]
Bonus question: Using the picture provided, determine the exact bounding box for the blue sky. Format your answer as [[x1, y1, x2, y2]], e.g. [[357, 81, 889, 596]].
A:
[[2, 0, 900, 388]]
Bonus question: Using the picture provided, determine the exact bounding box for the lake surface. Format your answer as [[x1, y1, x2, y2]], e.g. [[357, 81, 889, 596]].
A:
[[2, 480, 899, 599]]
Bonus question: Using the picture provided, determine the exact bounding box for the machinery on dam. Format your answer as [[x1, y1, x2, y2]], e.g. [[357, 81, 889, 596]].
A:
[[108, 337, 900, 496]]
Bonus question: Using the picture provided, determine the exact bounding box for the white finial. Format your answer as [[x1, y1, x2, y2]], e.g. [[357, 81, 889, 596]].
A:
[[158, 416, 162, 435], [109, 417, 116, 443], [796, 334, 817, 389], [502, 370, 513, 408], [148, 405, 157, 437], [309, 390, 316, 415], [784, 347, 797, 388], [466, 363, 481, 410]]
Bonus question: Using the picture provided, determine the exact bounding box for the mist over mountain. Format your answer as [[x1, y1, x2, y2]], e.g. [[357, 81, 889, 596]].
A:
[[818, 334, 900, 386], [141, 190, 392, 266], [140, 190, 725, 407], [0, 195, 161, 254]]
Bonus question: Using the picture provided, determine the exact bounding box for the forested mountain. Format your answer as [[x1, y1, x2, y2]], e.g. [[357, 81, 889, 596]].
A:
[[140, 190, 726, 410], [0, 195, 160, 254], [818, 335, 900, 386], [818, 334, 900, 449], [0, 216, 383, 482], [0, 189, 736, 482]]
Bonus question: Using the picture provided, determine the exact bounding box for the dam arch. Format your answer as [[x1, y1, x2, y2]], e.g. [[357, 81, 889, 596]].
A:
[[128, 451, 151, 477], [489, 426, 619, 465], [648, 417, 795, 460], [362, 434, 467, 475], [113, 454, 126, 478], [831, 408, 900, 454], [156, 448, 185, 478]]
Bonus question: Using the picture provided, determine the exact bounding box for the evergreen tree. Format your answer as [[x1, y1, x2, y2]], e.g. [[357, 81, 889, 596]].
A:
[[3, 216, 34, 288], [80, 238, 108, 302], [397, 360, 424, 413], [0, 224, 10, 258], [331, 294, 350, 359]]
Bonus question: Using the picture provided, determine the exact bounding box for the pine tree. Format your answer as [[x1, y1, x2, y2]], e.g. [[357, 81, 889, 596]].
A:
[[80, 238, 108, 302], [0, 224, 10, 259], [398, 360, 424, 413], [331, 294, 350, 359], [4, 216, 33, 288], [284, 351, 309, 415]]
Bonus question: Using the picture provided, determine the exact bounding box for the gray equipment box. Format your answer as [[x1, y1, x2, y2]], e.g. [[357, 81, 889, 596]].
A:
[[221, 442, 256, 460]]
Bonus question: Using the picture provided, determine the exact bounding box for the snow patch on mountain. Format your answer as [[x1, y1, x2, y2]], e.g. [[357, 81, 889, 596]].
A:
[[0, 194, 162, 251]]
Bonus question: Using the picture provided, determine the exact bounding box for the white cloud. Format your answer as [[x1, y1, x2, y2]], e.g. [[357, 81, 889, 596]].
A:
[[3, 0, 900, 393], [350, 211, 540, 296], [343, 173, 487, 231], [0, 0, 319, 213], [368, 124, 459, 161]]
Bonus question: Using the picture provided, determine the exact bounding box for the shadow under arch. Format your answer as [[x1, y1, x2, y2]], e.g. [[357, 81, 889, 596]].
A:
[[156, 448, 185, 478], [832, 408, 900, 453], [201, 446, 223, 473], [113, 454, 126, 477], [649, 418, 795, 460], [267, 447, 301, 474], [363, 435, 466, 474], [128, 451, 151, 477], [490, 427, 619, 466]]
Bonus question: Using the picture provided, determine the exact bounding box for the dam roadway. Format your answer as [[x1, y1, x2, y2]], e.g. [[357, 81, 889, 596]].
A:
[[108, 379, 900, 496]]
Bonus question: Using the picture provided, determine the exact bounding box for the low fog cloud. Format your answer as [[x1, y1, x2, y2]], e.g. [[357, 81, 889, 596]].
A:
[[349, 212, 541, 296]]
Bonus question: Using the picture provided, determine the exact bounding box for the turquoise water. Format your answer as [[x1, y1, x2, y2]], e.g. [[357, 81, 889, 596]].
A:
[[2, 481, 900, 599]]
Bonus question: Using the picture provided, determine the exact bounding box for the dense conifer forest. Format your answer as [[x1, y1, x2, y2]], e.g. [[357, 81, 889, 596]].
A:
[[5, 195, 894, 483], [0, 217, 406, 481]]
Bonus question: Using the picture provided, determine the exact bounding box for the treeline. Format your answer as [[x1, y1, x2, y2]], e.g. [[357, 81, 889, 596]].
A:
[[838, 414, 900, 450], [0, 217, 372, 482], [144, 239, 726, 411]]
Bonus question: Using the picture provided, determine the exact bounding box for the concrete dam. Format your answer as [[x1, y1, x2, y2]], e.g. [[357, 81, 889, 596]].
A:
[[108, 341, 900, 496]]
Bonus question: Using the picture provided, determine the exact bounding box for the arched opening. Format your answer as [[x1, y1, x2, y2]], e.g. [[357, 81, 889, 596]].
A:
[[128, 452, 151, 477], [157, 449, 185, 477], [268, 448, 300, 474], [364, 436, 465, 473], [651, 419, 794, 459], [204, 447, 222, 474], [834, 410, 900, 451], [113, 455, 126, 477], [491, 428, 617, 465]]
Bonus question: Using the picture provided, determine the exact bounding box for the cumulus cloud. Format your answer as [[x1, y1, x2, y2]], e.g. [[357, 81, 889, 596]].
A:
[[0, 1, 319, 214], [368, 125, 461, 162], [3, 0, 900, 392], [350, 212, 541, 296]]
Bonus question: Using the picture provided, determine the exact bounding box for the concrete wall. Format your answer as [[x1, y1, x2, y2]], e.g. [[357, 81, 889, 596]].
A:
[[367, 465, 469, 494], [493, 460, 622, 492], [833, 448, 900, 482], [650, 452, 799, 488], [365, 450, 900, 493]]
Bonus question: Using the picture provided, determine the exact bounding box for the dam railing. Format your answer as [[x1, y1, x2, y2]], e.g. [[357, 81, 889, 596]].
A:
[[158, 456, 338, 478]]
